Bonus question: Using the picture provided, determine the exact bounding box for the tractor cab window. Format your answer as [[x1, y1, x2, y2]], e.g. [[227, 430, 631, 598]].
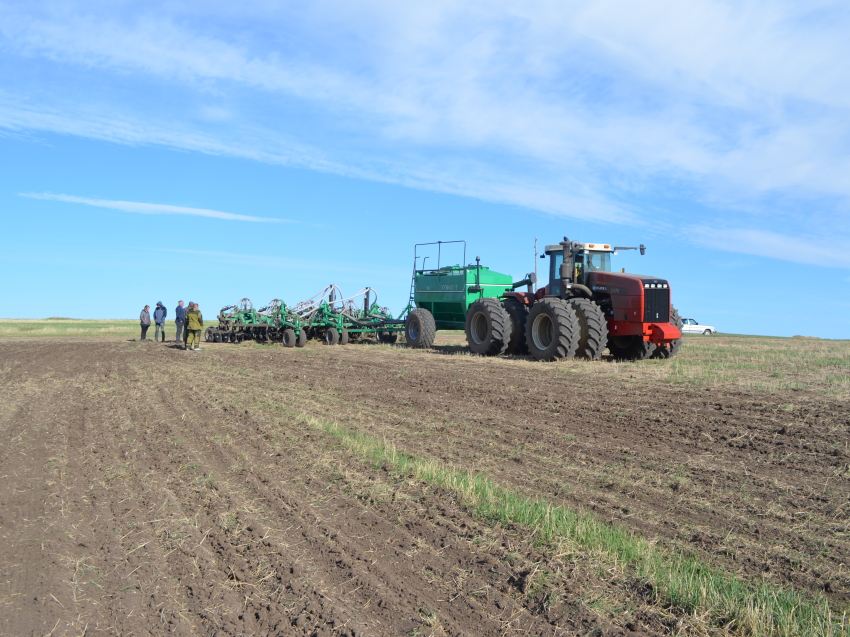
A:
[[548, 252, 563, 296], [586, 251, 611, 273]]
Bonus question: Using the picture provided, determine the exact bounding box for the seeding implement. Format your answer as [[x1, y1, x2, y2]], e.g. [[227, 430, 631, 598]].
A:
[[404, 238, 682, 361], [205, 286, 405, 347]]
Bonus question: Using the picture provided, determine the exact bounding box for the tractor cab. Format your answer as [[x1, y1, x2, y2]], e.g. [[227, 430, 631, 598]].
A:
[[545, 243, 614, 295]]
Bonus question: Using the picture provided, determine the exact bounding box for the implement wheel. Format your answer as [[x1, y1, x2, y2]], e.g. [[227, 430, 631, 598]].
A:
[[502, 298, 529, 355], [465, 298, 512, 356], [568, 298, 608, 361], [204, 327, 215, 342], [525, 298, 580, 361], [340, 328, 350, 345], [405, 309, 436, 348], [323, 328, 340, 345], [296, 330, 307, 348], [282, 328, 296, 348], [377, 331, 397, 344], [652, 306, 683, 359]]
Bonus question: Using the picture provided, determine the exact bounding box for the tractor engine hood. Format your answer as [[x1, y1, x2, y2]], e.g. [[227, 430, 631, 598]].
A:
[[587, 272, 670, 295]]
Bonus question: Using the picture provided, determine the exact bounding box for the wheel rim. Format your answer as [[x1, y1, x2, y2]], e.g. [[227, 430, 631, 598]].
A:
[[531, 313, 554, 350], [470, 311, 488, 345], [408, 320, 420, 341]]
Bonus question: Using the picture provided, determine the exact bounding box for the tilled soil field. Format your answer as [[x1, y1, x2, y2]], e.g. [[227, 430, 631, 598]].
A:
[[1, 337, 848, 636]]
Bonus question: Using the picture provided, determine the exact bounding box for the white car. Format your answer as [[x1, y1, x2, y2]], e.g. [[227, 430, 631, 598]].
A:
[[681, 318, 717, 335]]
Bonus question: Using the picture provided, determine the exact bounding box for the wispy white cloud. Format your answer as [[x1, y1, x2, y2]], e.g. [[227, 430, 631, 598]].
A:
[[687, 225, 850, 269], [2, 1, 850, 255], [19, 193, 289, 223]]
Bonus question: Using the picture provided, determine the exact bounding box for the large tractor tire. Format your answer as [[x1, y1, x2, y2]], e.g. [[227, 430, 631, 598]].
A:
[[607, 335, 655, 360], [323, 328, 340, 345], [502, 298, 529, 355], [525, 298, 580, 361], [652, 306, 683, 359], [405, 308, 436, 348], [568, 298, 608, 361], [466, 298, 512, 356]]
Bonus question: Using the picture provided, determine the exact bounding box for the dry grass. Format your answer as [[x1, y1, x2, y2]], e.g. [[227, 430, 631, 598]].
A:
[[0, 318, 142, 338], [431, 332, 850, 398]]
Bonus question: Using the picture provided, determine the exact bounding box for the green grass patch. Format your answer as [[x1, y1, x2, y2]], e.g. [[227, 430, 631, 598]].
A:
[[304, 413, 849, 637]]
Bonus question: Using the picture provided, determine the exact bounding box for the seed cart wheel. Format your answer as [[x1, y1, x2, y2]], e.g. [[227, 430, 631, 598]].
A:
[[340, 328, 350, 345], [568, 298, 608, 361], [502, 298, 529, 355], [204, 327, 215, 342], [525, 298, 580, 361], [296, 329, 307, 348], [405, 308, 436, 349], [652, 306, 683, 359], [282, 328, 296, 348], [608, 335, 655, 360], [323, 328, 340, 345], [465, 298, 512, 356]]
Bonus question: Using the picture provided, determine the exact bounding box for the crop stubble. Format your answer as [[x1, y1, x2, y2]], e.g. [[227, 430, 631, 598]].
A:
[[0, 337, 848, 636]]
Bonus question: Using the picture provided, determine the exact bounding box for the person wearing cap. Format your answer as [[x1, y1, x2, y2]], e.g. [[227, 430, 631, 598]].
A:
[[174, 300, 186, 344], [139, 304, 151, 341], [153, 301, 168, 342], [185, 302, 204, 351]]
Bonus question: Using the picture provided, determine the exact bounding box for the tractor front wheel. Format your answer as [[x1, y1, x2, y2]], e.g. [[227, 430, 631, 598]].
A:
[[608, 335, 655, 360], [525, 298, 580, 361], [568, 298, 608, 361], [405, 308, 436, 349], [465, 298, 512, 356]]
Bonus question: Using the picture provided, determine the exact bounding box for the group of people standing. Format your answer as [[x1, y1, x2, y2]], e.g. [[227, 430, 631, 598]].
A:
[[139, 301, 204, 350]]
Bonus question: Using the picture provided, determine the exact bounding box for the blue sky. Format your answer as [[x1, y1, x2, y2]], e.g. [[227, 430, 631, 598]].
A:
[[1, 1, 849, 338]]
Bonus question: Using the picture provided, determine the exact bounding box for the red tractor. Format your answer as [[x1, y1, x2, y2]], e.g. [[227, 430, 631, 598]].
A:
[[503, 238, 682, 360]]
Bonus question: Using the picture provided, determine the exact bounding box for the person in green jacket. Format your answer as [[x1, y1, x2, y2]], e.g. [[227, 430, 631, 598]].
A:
[[185, 303, 204, 350]]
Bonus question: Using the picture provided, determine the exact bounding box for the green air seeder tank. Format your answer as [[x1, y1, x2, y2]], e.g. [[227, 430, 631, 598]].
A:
[[413, 262, 513, 330]]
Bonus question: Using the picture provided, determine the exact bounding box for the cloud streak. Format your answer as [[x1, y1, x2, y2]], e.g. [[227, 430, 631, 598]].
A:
[[3, 1, 850, 260], [19, 193, 289, 223]]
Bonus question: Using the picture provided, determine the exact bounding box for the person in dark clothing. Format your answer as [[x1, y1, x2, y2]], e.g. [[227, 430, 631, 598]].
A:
[[174, 300, 186, 343], [153, 301, 168, 342], [140, 305, 151, 341]]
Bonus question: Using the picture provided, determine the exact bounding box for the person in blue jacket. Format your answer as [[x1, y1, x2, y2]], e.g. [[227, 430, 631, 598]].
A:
[[153, 301, 168, 342], [174, 300, 186, 344]]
